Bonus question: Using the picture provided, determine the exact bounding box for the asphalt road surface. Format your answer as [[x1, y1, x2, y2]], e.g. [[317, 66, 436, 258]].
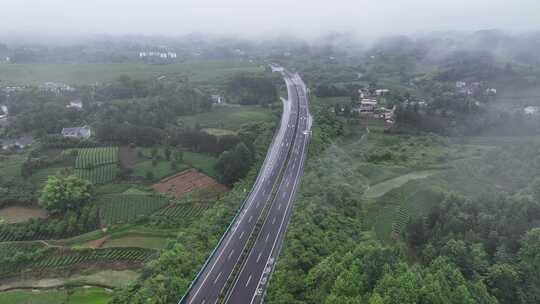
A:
[[225, 73, 311, 304], [180, 68, 309, 304]]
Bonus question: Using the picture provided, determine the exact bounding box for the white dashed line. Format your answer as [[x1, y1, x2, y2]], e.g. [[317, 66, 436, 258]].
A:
[[213, 272, 222, 285]]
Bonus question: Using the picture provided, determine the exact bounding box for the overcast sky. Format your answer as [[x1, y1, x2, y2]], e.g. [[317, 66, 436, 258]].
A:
[[1, 0, 540, 38]]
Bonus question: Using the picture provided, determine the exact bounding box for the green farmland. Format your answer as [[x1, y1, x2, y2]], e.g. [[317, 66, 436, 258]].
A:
[[0, 60, 263, 86]]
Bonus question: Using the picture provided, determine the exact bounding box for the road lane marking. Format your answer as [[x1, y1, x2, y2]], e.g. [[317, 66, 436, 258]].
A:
[[213, 272, 222, 285], [272, 217, 276, 225], [246, 275, 253, 287], [257, 252, 263, 263], [239, 231, 245, 240], [278, 203, 282, 210], [211, 73, 306, 304], [228, 249, 235, 261], [248, 215, 253, 223], [249, 84, 310, 304], [265, 233, 270, 242]]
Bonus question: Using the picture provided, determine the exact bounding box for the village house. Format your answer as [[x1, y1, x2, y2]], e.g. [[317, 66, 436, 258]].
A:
[[39, 82, 75, 96], [66, 99, 83, 110], [524, 106, 539, 116], [358, 99, 378, 114], [1, 136, 33, 150], [61, 126, 92, 140], [352, 98, 378, 115], [0, 105, 7, 119], [486, 88, 497, 95], [375, 89, 390, 96], [139, 46, 177, 63], [211, 95, 224, 104], [2, 86, 23, 95]]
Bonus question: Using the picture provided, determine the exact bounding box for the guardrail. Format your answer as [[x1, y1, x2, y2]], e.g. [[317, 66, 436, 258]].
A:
[[177, 72, 293, 304]]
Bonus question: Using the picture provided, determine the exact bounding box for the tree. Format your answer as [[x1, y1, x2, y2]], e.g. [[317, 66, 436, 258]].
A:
[[485, 263, 521, 304], [519, 228, 540, 303], [216, 142, 253, 185], [164, 146, 172, 161], [174, 149, 184, 163], [170, 161, 178, 171], [39, 175, 92, 214], [151, 147, 159, 158]]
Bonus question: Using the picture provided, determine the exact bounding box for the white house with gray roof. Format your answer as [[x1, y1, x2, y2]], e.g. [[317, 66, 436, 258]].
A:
[[61, 126, 92, 140]]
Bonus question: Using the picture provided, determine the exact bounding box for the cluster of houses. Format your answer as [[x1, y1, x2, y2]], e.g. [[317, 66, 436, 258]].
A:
[[139, 46, 178, 63], [456, 81, 497, 97], [1, 125, 92, 151], [524, 106, 539, 116], [39, 82, 76, 96], [352, 88, 396, 128]]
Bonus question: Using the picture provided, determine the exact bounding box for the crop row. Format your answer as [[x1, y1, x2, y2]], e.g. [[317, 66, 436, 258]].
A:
[[0, 242, 46, 258], [75, 147, 118, 169], [0, 227, 52, 242], [0, 247, 156, 277], [99, 194, 171, 225], [155, 204, 209, 219], [75, 164, 118, 184]]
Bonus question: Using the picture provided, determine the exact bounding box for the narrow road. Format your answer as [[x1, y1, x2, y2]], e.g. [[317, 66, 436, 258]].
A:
[[179, 67, 310, 304]]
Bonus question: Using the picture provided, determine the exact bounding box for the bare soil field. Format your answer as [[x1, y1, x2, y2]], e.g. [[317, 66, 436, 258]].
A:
[[152, 169, 228, 200], [0, 206, 48, 224]]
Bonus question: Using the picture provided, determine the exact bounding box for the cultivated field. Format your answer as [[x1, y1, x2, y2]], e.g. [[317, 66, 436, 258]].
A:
[[0, 206, 48, 224], [0, 59, 263, 86], [75, 147, 118, 169], [74, 147, 119, 184], [152, 169, 228, 200], [98, 195, 170, 226], [0, 246, 155, 277], [154, 204, 210, 220]]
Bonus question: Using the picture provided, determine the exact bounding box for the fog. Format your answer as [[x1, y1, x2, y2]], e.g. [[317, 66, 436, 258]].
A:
[[1, 0, 540, 38]]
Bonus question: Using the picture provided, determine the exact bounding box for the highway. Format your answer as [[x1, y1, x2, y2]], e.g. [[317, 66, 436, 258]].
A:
[[224, 73, 311, 304], [180, 67, 310, 304]]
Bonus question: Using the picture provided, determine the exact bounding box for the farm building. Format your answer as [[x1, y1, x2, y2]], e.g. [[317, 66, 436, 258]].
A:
[[1, 136, 34, 150], [211, 95, 224, 104], [67, 99, 83, 110], [61, 125, 92, 140]]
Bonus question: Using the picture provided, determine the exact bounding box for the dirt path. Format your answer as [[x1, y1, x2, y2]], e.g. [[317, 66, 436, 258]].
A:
[[363, 170, 438, 199]]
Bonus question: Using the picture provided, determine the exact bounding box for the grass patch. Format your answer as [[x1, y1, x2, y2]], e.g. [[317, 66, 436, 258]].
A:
[[0, 289, 67, 304], [102, 235, 169, 250], [183, 152, 218, 178], [67, 287, 112, 304], [202, 128, 238, 136], [178, 105, 273, 130], [94, 183, 134, 195], [29, 167, 69, 188], [132, 159, 189, 181], [0, 287, 112, 304], [363, 170, 438, 199], [0, 152, 27, 183]]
